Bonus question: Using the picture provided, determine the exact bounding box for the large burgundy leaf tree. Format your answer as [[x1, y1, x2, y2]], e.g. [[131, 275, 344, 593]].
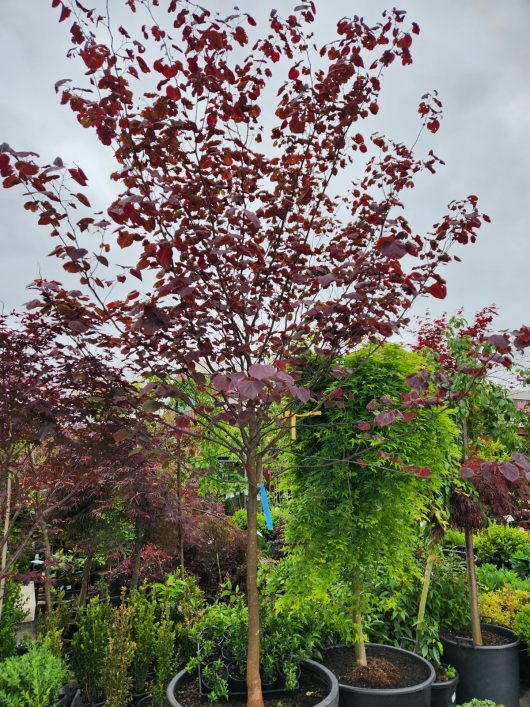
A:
[[0, 2, 499, 703]]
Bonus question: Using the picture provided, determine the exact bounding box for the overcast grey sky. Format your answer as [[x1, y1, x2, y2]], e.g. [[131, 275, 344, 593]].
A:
[[0, 0, 529, 335]]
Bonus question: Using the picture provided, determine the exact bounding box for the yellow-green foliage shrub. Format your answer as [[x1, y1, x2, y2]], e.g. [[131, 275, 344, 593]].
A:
[[514, 604, 530, 648], [479, 587, 530, 628]]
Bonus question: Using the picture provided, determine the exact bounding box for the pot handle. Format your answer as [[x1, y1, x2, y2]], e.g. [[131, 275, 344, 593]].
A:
[[455, 635, 474, 648], [399, 637, 417, 652]]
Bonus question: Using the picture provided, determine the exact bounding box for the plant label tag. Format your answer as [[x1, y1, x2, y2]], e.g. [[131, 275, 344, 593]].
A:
[[259, 483, 273, 530]]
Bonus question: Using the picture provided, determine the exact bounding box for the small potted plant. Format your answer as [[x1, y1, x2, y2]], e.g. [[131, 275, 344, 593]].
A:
[[0, 636, 68, 706], [70, 594, 112, 706], [167, 591, 339, 705], [101, 603, 136, 707], [129, 588, 157, 704], [429, 663, 459, 707], [149, 603, 178, 707]]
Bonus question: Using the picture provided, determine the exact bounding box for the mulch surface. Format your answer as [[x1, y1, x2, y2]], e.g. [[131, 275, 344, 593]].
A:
[[441, 627, 514, 646], [174, 669, 328, 706], [322, 646, 430, 690]]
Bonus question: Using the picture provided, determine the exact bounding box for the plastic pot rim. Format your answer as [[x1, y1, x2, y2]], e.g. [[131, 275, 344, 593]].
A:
[[325, 642, 435, 696], [166, 658, 339, 707], [440, 623, 520, 651]]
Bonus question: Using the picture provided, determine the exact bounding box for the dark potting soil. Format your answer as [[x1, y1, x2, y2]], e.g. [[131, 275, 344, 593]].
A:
[[322, 646, 430, 689], [435, 669, 451, 683], [441, 627, 514, 646], [174, 669, 328, 706]]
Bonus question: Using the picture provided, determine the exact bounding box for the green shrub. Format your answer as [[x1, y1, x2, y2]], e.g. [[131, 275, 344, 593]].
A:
[[102, 604, 136, 707], [358, 562, 444, 668], [36, 588, 74, 658], [479, 587, 530, 628], [186, 587, 316, 701], [0, 582, 25, 660], [474, 524, 530, 567], [510, 555, 530, 578], [151, 603, 177, 707], [230, 507, 283, 542], [458, 701, 505, 706], [443, 529, 465, 548], [71, 594, 112, 703], [427, 554, 469, 632], [264, 556, 349, 651], [476, 563, 530, 592], [130, 587, 157, 693], [357, 552, 468, 668], [514, 603, 530, 648], [0, 637, 67, 706], [151, 567, 205, 625]]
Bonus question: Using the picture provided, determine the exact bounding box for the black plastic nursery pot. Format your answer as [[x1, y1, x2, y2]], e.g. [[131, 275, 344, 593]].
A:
[[67, 692, 151, 707], [440, 623, 520, 707], [324, 644, 435, 707], [521, 646, 530, 688], [166, 659, 340, 706], [57, 685, 75, 707], [69, 692, 83, 707], [68, 691, 104, 707], [429, 671, 458, 707]]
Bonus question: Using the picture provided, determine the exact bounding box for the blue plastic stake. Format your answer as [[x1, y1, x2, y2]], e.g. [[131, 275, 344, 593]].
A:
[[259, 483, 273, 530]]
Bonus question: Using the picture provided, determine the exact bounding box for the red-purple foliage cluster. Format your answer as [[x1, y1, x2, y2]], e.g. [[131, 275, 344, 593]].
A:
[[0, 311, 155, 583], [450, 491, 485, 532], [458, 454, 530, 523], [0, 2, 494, 425], [413, 306, 498, 371], [111, 543, 174, 586]]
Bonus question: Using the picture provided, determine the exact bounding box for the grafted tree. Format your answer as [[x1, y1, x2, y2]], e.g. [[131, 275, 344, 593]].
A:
[[414, 309, 530, 646], [0, 2, 513, 702]]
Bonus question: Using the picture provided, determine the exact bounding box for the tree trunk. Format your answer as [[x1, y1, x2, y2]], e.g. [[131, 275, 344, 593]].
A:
[[130, 517, 145, 591], [245, 434, 264, 707], [177, 455, 185, 569], [461, 417, 483, 645], [40, 520, 53, 612], [353, 576, 367, 667], [79, 550, 94, 607], [465, 527, 483, 645], [0, 472, 12, 620], [416, 547, 437, 651]]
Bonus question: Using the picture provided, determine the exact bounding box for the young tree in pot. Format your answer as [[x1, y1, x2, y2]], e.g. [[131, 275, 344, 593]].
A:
[[284, 346, 456, 690], [2, 3, 500, 703], [444, 480, 526, 707], [413, 310, 530, 648]]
